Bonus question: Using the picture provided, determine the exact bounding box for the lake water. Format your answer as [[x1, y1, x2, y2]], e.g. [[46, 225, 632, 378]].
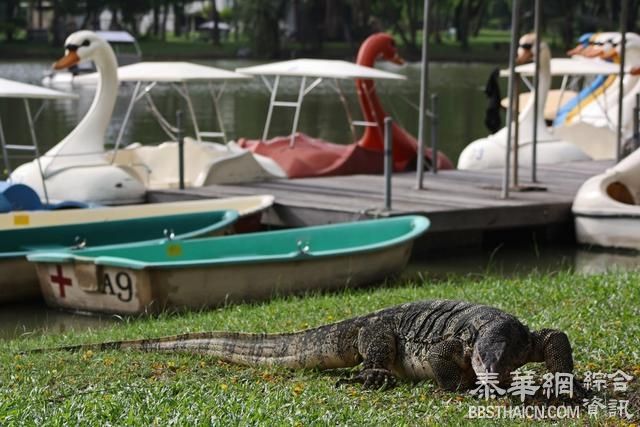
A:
[[0, 60, 639, 340], [0, 59, 494, 169]]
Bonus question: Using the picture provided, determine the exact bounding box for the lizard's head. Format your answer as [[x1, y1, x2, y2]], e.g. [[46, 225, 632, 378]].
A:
[[472, 339, 509, 381], [471, 323, 531, 383]]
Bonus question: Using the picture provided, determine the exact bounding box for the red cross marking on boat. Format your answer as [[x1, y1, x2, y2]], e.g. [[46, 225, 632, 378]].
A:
[[50, 265, 72, 298]]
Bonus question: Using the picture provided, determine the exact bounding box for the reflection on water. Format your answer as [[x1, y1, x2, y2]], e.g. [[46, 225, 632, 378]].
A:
[[574, 249, 640, 274], [405, 245, 640, 280], [0, 300, 117, 341], [0, 60, 493, 171]]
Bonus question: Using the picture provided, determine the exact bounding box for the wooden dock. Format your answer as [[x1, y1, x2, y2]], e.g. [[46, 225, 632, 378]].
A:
[[149, 160, 612, 250]]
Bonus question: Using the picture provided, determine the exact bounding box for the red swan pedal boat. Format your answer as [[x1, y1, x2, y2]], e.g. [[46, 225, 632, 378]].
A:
[[237, 33, 454, 178]]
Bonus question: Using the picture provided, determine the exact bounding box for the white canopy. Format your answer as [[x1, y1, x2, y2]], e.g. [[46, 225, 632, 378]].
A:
[[95, 30, 137, 44], [0, 77, 78, 100], [236, 59, 406, 80], [500, 57, 630, 77], [76, 61, 251, 83]]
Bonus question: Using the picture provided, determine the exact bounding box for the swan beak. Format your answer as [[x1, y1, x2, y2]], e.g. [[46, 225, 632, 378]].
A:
[[390, 52, 404, 65], [600, 49, 618, 61], [631, 66, 640, 76], [566, 44, 584, 56], [53, 51, 80, 70], [583, 46, 603, 58]]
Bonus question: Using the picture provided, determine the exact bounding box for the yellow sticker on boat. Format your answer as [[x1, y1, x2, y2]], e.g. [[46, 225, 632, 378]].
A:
[[13, 215, 29, 226], [166, 244, 183, 257]]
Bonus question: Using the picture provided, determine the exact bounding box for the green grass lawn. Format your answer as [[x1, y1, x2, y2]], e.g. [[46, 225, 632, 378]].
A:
[[1, 271, 639, 425]]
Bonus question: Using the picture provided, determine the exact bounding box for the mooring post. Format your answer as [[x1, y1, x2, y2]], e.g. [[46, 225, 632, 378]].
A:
[[634, 93, 640, 150], [531, 0, 541, 183], [177, 109, 185, 190], [502, 0, 520, 199], [416, 0, 431, 189], [617, 1, 628, 162], [430, 93, 439, 174], [384, 116, 393, 211]]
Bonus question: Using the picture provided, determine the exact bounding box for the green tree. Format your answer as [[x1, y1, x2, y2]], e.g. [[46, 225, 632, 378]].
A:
[[1, 0, 25, 42], [239, 0, 286, 58]]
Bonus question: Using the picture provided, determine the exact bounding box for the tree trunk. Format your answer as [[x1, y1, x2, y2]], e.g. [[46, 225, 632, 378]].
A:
[[51, 0, 62, 45], [161, 0, 168, 40], [174, 1, 184, 37], [407, 0, 419, 49], [210, 0, 220, 45], [455, 0, 470, 50], [470, 0, 487, 37], [153, 0, 160, 36], [4, 0, 17, 42]]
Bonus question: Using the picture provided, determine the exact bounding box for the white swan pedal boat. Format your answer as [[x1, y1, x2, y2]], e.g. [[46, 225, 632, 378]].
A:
[[573, 148, 640, 250]]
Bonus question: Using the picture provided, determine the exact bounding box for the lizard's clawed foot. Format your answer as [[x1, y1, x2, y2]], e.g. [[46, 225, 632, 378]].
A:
[[336, 368, 397, 390]]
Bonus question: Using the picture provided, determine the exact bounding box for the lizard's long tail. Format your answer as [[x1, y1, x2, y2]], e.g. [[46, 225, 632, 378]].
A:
[[25, 322, 363, 370]]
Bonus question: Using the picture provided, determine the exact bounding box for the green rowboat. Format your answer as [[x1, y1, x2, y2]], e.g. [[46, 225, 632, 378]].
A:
[[2, 210, 238, 303], [28, 215, 429, 315]]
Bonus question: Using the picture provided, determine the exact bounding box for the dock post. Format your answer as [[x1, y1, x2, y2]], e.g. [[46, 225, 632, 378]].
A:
[[177, 110, 185, 190], [502, 0, 520, 199], [416, 0, 431, 189], [384, 117, 393, 211], [430, 93, 438, 174], [531, 0, 541, 183], [617, 0, 628, 162], [635, 94, 640, 150]]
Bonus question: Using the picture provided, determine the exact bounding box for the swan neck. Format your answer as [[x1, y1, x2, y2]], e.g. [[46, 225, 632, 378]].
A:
[[47, 45, 118, 158]]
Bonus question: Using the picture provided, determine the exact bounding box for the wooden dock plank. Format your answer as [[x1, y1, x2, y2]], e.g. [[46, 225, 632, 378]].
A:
[[148, 159, 614, 233]]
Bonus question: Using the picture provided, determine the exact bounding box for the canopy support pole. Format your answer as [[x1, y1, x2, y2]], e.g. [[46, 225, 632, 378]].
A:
[[289, 76, 307, 148], [262, 75, 280, 141], [0, 116, 9, 177], [111, 81, 141, 162]]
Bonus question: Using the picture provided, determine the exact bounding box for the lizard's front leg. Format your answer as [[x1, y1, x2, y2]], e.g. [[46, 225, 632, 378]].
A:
[[532, 328, 587, 397], [531, 329, 574, 373], [344, 321, 398, 389], [427, 338, 473, 391]]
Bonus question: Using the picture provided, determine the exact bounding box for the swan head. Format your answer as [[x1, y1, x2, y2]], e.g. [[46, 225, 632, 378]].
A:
[[581, 32, 620, 60], [516, 33, 548, 65], [598, 32, 640, 61], [53, 30, 110, 70], [357, 33, 404, 65]]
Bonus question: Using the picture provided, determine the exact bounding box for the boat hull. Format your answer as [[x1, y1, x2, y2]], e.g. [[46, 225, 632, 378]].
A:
[[0, 258, 40, 303], [29, 215, 429, 315], [0, 207, 249, 304], [34, 240, 414, 315], [575, 215, 640, 250]]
